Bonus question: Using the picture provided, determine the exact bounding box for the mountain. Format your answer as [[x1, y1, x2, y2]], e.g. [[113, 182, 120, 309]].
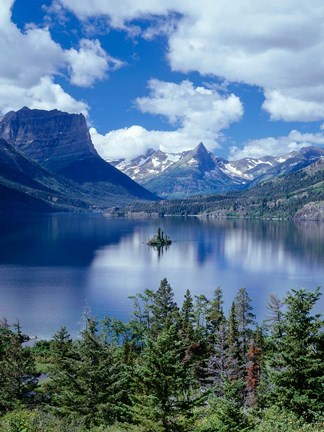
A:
[[127, 158, 324, 220], [0, 138, 97, 213], [113, 143, 245, 198], [112, 143, 324, 198], [0, 107, 157, 202]]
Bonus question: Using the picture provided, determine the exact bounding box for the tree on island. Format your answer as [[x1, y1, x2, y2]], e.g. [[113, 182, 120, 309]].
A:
[[147, 227, 172, 247]]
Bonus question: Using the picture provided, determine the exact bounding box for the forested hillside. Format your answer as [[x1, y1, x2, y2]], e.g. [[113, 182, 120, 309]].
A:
[[125, 159, 324, 220], [0, 281, 323, 431]]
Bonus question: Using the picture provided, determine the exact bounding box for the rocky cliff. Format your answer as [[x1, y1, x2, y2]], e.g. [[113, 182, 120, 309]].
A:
[[0, 107, 157, 201]]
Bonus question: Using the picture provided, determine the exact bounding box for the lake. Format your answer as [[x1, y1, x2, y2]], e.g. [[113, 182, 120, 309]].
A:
[[0, 213, 323, 339]]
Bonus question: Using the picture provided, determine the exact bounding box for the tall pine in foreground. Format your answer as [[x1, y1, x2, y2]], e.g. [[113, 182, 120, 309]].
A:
[[0, 322, 38, 414], [269, 287, 324, 421], [47, 318, 128, 428]]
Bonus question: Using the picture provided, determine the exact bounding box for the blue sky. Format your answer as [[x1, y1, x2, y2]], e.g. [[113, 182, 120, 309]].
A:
[[2, 0, 324, 160]]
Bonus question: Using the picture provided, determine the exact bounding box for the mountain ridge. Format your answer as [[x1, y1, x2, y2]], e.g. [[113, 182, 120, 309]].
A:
[[0, 107, 157, 203], [111, 143, 324, 198]]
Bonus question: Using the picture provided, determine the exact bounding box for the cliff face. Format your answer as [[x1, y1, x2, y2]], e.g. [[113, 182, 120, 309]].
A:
[[0, 107, 97, 172], [0, 107, 157, 201]]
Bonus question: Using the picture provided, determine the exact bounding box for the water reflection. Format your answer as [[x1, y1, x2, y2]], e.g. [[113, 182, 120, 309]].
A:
[[0, 214, 322, 338]]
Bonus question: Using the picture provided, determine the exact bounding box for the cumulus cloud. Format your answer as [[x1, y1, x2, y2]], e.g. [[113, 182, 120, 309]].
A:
[[57, 0, 324, 122], [0, 0, 119, 115], [91, 79, 243, 160], [65, 39, 123, 87], [0, 76, 88, 115], [229, 130, 324, 160]]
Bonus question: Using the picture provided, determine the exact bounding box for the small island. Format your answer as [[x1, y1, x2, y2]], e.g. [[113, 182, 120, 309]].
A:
[[147, 227, 172, 246]]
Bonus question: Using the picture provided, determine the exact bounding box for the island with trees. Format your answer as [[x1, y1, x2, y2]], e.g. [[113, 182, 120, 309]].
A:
[[147, 227, 172, 247]]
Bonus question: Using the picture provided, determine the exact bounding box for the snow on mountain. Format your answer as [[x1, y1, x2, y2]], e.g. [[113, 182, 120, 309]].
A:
[[107, 143, 324, 198]]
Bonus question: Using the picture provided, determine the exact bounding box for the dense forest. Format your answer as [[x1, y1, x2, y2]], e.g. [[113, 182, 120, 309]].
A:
[[0, 281, 323, 432]]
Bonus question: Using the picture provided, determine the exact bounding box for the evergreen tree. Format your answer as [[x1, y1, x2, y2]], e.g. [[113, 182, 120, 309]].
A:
[[234, 288, 256, 361], [193, 294, 211, 342], [0, 322, 38, 415], [180, 289, 195, 345], [151, 278, 179, 334], [208, 287, 225, 333], [47, 319, 128, 427], [269, 288, 324, 421], [133, 323, 200, 432]]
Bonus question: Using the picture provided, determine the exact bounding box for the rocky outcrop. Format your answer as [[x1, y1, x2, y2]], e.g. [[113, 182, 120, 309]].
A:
[[0, 107, 97, 172], [294, 201, 324, 221]]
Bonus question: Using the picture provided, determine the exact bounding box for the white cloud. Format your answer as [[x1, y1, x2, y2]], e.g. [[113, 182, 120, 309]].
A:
[[65, 39, 122, 87], [57, 0, 324, 122], [91, 79, 243, 160], [0, 76, 88, 115], [56, 0, 177, 27], [263, 89, 324, 122], [0, 0, 119, 115], [229, 130, 324, 160], [136, 79, 242, 131]]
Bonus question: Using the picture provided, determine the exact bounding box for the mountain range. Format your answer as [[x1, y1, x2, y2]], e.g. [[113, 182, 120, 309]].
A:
[[0, 107, 157, 212], [111, 142, 324, 198], [0, 106, 323, 216]]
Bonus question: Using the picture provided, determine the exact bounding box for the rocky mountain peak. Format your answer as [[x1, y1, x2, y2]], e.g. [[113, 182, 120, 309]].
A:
[[0, 107, 97, 172], [183, 142, 216, 171]]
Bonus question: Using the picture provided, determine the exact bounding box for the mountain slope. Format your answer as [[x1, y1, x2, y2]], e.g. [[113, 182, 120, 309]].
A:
[[0, 107, 157, 202], [0, 138, 97, 213]]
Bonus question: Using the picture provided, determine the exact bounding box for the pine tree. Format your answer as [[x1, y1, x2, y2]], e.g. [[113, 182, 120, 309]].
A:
[[151, 278, 179, 334], [47, 319, 128, 427], [133, 323, 200, 432], [234, 288, 256, 361], [269, 288, 324, 421], [0, 322, 38, 414], [193, 294, 211, 342], [208, 287, 225, 333], [180, 289, 195, 345]]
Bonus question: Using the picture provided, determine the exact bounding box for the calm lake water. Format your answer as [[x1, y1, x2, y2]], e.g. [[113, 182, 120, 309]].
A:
[[0, 213, 323, 339]]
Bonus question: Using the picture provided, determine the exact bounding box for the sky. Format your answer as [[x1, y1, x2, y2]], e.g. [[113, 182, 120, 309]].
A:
[[1, 0, 324, 161]]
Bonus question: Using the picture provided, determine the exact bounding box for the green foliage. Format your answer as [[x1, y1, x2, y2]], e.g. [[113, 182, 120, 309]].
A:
[[194, 381, 250, 432], [252, 406, 324, 432], [0, 322, 39, 415], [0, 282, 323, 432], [46, 319, 129, 428], [132, 323, 200, 431], [268, 288, 324, 420]]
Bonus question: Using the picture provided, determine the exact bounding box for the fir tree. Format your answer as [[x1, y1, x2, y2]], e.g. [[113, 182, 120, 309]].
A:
[[47, 319, 128, 427], [0, 322, 38, 414], [208, 287, 225, 333], [269, 288, 324, 421], [151, 278, 179, 334], [180, 289, 195, 345], [234, 288, 256, 361], [133, 323, 200, 432]]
